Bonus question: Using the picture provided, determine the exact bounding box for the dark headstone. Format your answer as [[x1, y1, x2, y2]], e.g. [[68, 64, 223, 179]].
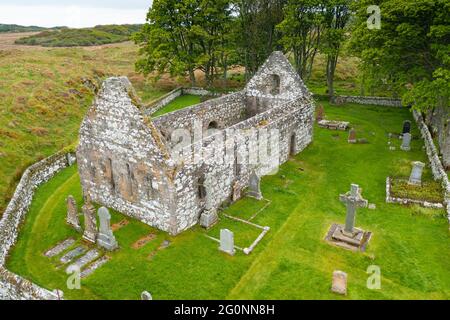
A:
[[402, 121, 411, 134]]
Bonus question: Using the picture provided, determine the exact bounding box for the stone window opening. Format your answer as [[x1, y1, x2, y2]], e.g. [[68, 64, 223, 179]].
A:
[[290, 133, 296, 155], [108, 158, 116, 193], [208, 121, 219, 130], [126, 163, 134, 197], [269, 74, 281, 95], [146, 174, 154, 200], [197, 176, 207, 201]]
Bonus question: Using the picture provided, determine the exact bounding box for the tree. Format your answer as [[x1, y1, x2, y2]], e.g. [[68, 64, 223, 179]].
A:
[[278, 0, 326, 80], [350, 0, 449, 110], [234, 0, 287, 79], [135, 0, 233, 87], [350, 0, 450, 167], [321, 0, 352, 99]]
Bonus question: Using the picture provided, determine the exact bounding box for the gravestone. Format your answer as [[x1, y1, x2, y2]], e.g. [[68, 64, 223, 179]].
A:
[[219, 229, 235, 256], [232, 181, 242, 202], [141, 291, 153, 301], [316, 105, 325, 122], [97, 207, 119, 251], [247, 170, 263, 200], [331, 271, 348, 295], [339, 184, 369, 235], [409, 161, 425, 186], [401, 133, 412, 151], [402, 120, 411, 134], [66, 153, 77, 166], [325, 184, 372, 252], [348, 128, 357, 144], [200, 181, 219, 229], [66, 195, 81, 232], [82, 197, 98, 244]]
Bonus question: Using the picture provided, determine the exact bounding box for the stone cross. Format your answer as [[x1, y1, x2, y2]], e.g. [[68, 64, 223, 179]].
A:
[[97, 207, 118, 251], [409, 161, 425, 185], [66, 195, 81, 232], [339, 184, 368, 235], [247, 170, 262, 200], [82, 196, 98, 244], [401, 133, 412, 151], [348, 128, 357, 144], [219, 229, 235, 256], [402, 120, 411, 134]]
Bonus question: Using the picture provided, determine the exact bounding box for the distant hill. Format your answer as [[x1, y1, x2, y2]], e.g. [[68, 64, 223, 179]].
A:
[[14, 24, 143, 47], [0, 24, 48, 33]]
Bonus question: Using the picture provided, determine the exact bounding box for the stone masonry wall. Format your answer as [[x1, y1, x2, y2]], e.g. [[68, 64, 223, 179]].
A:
[[173, 97, 314, 231], [77, 77, 179, 235], [413, 110, 450, 226], [332, 95, 403, 107], [0, 151, 70, 300]]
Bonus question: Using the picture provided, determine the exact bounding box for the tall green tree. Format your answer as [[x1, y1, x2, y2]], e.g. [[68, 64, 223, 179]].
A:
[[321, 0, 352, 99], [135, 0, 233, 87], [234, 0, 287, 79], [278, 0, 326, 80], [350, 0, 449, 110]]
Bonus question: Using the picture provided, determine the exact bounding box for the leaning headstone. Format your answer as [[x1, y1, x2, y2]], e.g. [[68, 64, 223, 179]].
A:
[[219, 229, 235, 256], [401, 133, 412, 151], [82, 197, 97, 244], [348, 128, 357, 144], [247, 170, 263, 200], [402, 120, 411, 135], [409, 161, 425, 186], [331, 271, 348, 295], [97, 207, 119, 251], [66, 196, 81, 232], [141, 291, 153, 301]]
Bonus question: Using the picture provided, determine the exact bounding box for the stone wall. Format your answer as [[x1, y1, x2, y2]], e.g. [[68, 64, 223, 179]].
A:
[[0, 151, 71, 300], [331, 95, 403, 107], [173, 97, 314, 231], [144, 87, 223, 116], [413, 110, 450, 225]]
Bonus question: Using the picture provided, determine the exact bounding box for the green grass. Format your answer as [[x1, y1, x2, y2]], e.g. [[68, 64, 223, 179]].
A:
[[152, 95, 202, 118], [391, 179, 444, 203], [6, 102, 450, 300]]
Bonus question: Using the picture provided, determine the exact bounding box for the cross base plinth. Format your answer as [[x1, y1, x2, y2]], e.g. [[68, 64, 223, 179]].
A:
[[325, 224, 372, 252]]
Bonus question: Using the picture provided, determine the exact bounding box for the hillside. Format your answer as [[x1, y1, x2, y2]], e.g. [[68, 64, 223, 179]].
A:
[[14, 24, 143, 47], [0, 24, 47, 33]]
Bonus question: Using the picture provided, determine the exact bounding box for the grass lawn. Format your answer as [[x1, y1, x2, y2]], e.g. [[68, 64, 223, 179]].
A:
[[6, 101, 450, 300], [152, 95, 202, 118]]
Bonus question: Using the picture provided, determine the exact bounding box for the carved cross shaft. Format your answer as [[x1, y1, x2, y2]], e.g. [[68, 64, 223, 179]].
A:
[[339, 184, 368, 234]]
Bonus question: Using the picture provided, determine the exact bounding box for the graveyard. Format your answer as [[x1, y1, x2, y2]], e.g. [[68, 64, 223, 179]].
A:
[[5, 99, 449, 300]]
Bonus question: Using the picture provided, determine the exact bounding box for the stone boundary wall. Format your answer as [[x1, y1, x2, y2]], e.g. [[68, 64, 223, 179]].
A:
[[412, 110, 450, 225], [0, 151, 73, 300], [330, 95, 403, 107], [145, 87, 223, 115]]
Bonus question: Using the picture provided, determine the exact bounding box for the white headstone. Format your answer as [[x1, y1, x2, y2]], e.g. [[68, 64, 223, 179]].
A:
[[97, 207, 118, 251], [219, 229, 235, 256], [409, 161, 425, 185], [401, 133, 412, 151]]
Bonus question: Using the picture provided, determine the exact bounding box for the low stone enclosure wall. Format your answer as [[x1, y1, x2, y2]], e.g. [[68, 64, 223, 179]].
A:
[[412, 110, 450, 225], [0, 151, 73, 300], [147, 89, 404, 116], [144, 87, 223, 115]]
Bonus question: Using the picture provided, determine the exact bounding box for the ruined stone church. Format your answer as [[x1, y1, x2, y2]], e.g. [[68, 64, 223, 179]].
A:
[[77, 51, 315, 235]]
